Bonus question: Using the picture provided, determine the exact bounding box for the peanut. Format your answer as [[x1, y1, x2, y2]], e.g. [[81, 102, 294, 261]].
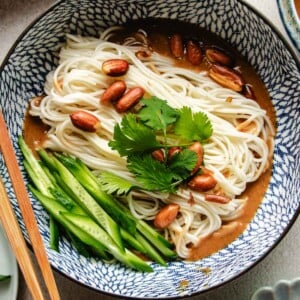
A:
[[100, 80, 127, 104], [208, 64, 244, 92], [102, 59, 129, 77], [186, 40, 202, 65], [188, 173, 217, 191], [151, 149, 165, 162], [169, 34, 184, 59], [205, 194, 231, 204], [188, 142, 203, 174], [115, 87, 144, 113], [135, 50, 151, 60], [70, 111, 100, 132], [205, 48, 233, 66], [154, 203, 180, 229]]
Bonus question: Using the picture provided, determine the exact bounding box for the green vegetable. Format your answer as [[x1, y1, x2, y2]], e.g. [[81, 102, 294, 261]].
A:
[[0, 275, 11, 282], [139, 97, 179, 146], [49, 155, 124, 251], [29, 186, 110, 260], [62, 212, 153, 272], [127, 154, 178, 193], [139, 97, 179, 131], [98, 171, 137, 195], [116, 201, 176, 259], [168, 149, 198, 180], [65, 230, 91, 258], [109, 113, 160, 157], [107, 96, 213, 193], [136, 220, 176, 258], [19, 137, 176, 270], [54, 153, 137, 235], [49, 216, 60, 252], [174, 106, 213, 142], [120, 228, 147, 254], [18, 137, 53, 195], [135, 231, 167, 266]]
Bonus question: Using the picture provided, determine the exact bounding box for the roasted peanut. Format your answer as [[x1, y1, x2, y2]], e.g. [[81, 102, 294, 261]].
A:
[[205, 48, 233, 66], [70, 111, 100, 132], [154, 203, 180, 229], [186, 40, 202, 65], [100, 80, 127, 104], [135, 50, 151, 60], [102, 59, 129, 76], [115, 87, 145, 113], [188, 142, 203, 174], [208, 64, 244, 92], [188, 173, 217, 191], [169, 34, 184, 59], [205, 194, 231, 204], [167, 146, 182, 160], [242, 84, 256, 100], [151, 149, 165, 162]]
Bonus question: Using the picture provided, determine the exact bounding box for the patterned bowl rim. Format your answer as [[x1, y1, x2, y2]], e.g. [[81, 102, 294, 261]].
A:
[[0, 0, 299, 298]]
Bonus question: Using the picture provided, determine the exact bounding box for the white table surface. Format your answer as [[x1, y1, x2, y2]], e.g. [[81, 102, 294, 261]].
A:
[[0, 1, 299, 299]]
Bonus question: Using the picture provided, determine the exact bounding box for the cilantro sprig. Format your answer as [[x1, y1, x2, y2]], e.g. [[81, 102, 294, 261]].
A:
[[103, 96, 213, 194], [174, 106, 213, 142], [109, 113, 160, 157]]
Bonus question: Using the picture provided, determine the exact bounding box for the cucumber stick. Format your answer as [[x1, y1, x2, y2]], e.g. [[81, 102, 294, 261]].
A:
[[51, 156, 124, 251], [18, 137, 53, 193], [20, 138, 174, 269], [29, 186, 109, 260], [120, 228, 147, 254], [49, 216, 59, 252], [135, 231, 167, 266], [137, 220, 176, 259], [62, 212, 153, 272], [55, 153, 137, 235]]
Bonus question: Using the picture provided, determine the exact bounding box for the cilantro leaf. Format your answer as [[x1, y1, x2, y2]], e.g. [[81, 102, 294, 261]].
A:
[[127, 154, 177, 193], [109, 114, 160, 157], [139, 97, 179, 131], [174, 107, 213, 142], [98, 171, 137, 195], [168, 149, 198, 180]]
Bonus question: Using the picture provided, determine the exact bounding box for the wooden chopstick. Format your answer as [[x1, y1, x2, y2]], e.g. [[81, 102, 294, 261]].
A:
[[0, 178, 45, 300], [0, 111, 60, 300]]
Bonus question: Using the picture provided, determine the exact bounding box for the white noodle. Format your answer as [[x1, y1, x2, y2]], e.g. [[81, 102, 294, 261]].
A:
[[29, 27, 274, 259]]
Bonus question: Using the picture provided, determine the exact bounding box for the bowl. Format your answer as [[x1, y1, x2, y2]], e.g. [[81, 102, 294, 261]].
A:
[[277, 0, 300, 52], [0, 0, 299, 298]]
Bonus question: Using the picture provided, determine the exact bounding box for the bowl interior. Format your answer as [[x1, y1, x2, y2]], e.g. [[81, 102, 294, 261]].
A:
[[0, 0, 299, 298]]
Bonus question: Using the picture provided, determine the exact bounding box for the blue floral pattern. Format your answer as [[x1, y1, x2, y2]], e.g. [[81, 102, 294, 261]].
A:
[[0, 0, 299, 298]]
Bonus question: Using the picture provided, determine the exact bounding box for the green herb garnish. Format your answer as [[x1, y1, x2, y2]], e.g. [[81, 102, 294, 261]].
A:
[[174, 106, 213, 142], [109, 113, 160, 157], [105, 96, 213, 194], [0, 275, 11, 282]]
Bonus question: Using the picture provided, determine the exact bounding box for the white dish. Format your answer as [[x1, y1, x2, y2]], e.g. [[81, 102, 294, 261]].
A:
[[252, 277, 300, 300], [0, 223, 19, 300], [277, 0, 300, 51]]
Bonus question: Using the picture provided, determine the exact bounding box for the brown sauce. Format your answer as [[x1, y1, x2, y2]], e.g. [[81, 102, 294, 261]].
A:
[[23, 19, 276, 261], [23, 112, 49, 155]]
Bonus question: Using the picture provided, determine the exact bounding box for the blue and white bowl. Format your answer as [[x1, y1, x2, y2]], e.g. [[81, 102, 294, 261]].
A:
[[0, 0, 299, 298]]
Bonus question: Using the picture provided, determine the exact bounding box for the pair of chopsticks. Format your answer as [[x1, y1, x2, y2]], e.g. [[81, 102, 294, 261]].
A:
[[0, 110, 60, 300]]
